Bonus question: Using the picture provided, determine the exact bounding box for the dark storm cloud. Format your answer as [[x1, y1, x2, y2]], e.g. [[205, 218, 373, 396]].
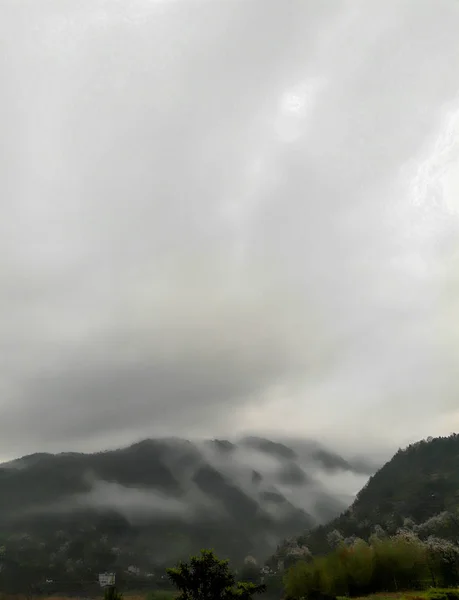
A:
[[1, 0, 459, 460]]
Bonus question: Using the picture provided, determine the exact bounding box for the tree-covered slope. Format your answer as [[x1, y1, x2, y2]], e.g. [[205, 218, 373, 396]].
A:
[[0, 435, 368, 577], [295, 434, 459, 556]]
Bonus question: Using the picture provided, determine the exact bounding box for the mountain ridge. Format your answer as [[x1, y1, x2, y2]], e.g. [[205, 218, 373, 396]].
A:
[[0, 435, 371, 573], [285, 433, 459, 558]]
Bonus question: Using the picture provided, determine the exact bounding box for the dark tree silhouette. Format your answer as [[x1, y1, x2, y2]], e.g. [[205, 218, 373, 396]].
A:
[[167, 549, 266, 600]]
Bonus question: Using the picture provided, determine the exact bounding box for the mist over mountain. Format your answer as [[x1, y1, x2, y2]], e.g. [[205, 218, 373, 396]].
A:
[[0, 436, 372, 567], [1, 2, 458, 596]]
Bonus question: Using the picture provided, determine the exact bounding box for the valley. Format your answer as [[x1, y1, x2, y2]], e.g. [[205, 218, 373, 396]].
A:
[[2, 435, 459, 598]]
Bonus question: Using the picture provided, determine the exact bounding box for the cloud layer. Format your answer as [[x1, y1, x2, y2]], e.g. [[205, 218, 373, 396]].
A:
[[1, 0, 459, 461]]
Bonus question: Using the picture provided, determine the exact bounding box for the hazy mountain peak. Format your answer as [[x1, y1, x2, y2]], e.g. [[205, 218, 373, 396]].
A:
[[0, 435, 372, 564]]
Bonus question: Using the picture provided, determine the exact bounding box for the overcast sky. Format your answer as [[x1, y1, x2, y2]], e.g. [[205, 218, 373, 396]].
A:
[[1, 0, 459, 463]]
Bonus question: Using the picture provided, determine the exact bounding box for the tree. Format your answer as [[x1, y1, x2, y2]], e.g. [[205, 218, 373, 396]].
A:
[[167, 549, 266, 600], [424, 536, 459, 587], [283, 560, 315, 599], [344, 539, 374, 593], [326, 530, 344, 550]]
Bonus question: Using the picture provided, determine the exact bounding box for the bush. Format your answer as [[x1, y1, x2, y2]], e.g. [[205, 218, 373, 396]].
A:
[[167, 549, 266, 600], [283, 533, 459, 598]]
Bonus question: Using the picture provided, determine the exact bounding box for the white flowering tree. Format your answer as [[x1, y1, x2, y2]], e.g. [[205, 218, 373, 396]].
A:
[[326, 529, 344, 549], [424, 535, 459, 587]]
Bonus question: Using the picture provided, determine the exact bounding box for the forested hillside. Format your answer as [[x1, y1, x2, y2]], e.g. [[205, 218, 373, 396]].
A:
[[290, 434, 459, 556], [0, 435, 369, 593]]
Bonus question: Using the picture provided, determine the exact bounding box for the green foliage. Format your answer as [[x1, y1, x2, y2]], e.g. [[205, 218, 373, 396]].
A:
[[426, 589, 459, 600], [232, 581, 267, 600], [283, 531, 459, 599], [166, 549, 266, 600], [297, 434, 459, 558]]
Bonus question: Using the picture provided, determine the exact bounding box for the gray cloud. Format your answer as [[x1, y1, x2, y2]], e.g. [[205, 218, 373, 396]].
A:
[[15, 440, 365, 528], [36, 480, 221, 525], [1, 0, 459, 461]]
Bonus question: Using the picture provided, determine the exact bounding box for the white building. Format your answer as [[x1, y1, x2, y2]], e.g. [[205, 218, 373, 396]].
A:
[[99, 572, 116, 587]]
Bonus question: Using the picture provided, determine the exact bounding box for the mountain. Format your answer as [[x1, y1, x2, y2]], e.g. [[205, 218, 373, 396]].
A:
[[293, 433, 459, 556], [0, 435, 371, 582]]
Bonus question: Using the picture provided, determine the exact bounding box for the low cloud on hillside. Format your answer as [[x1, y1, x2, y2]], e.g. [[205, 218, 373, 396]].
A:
[[10, 438, 371, 529]]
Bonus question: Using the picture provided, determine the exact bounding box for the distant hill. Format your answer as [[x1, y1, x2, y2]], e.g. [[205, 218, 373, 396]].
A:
[[291, 434, 459, 557], [0, 435, 371, 587]]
